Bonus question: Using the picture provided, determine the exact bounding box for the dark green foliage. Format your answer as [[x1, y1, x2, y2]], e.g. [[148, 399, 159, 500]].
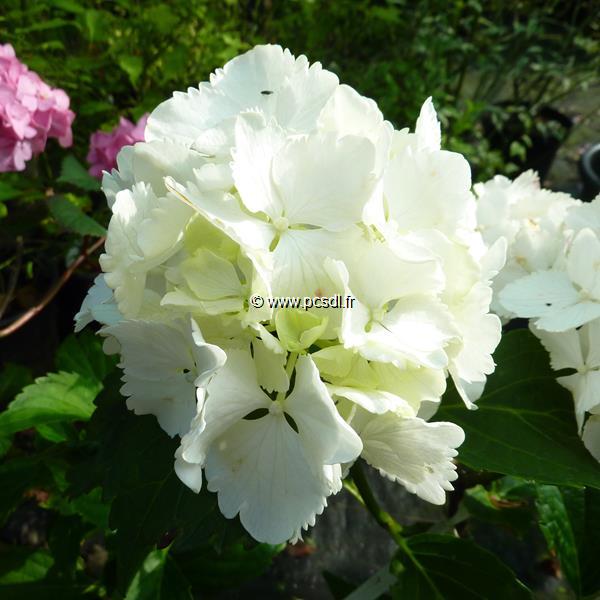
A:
[[392, 534, 531, 599], [436, 329, 600, 489]]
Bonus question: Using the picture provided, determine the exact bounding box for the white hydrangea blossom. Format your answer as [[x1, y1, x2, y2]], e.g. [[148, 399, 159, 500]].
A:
[[475, 172, 600, 462], [77, 45, 502, 543]]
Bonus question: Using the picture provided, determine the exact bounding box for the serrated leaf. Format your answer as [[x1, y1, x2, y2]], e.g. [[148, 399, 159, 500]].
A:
[[125, 548, 192, 600], [57, 155, 100, 192], [56, 331, 115, 383], [0, 363, 33, 406], [49, 195, 105, 237], [535, 485, 580, 595], [435, 330, 600, 489], [392, 534, 531, 599], [0, 372, 100, 437]]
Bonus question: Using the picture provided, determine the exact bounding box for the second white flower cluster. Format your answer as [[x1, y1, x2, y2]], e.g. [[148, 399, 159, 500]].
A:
[[476, 172, 600, 461], [76, 45, 503, 544]]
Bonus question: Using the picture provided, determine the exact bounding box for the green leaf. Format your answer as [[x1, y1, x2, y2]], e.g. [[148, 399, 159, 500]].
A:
[[535, 485, 580, 595], [0, 182, 21, 202], [435, 330, 600, 489], [47, 515, 89, 580], [57, 155, 100, 192], [0, 549, 53, 584], [0, 372, 100, 438], [125, 548, 192, 600], [174, 542, 282, 592], [392, 534, 531, 599], [68, 380, 234, 592], [0, 363, 33, 406], [52, 0, 85, 14], [538, 486, 600, 597], [0, 333, 113, 440], [463, 484, 534, 535], [59, 487, 110, 530], [0, 581, 91, 599], [118, 55, 144, 86], [49, 195, 105, 237], [0, 364, 33, 453], [56, 331, 116, 384]]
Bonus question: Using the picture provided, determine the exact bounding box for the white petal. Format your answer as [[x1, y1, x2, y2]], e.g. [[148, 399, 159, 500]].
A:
[[583, 320, 600, 367], [179, 183, 274, 253], [180, 249, 243, 300], [272, 228, 351, 298], [232, 111, 285, 216], [327, 385, 414, 416], [448, 283, 501, 387], [104, 319, 225, 437], [414, 97, 441, 152], [536, 302, 600, 332], [499, 270, 579, 320], [359, 414, 464, 504], [182, 347, 269, 464], [582, 415, 600, 463], [567, 228, 600, 298], [272, 132, 375, 230], [174, 447, 203, 493], [74, 275, 119, 332], [558, 371, 600, 430], [253, 338, 289, 393], [531, 325, 584, 371], [285, 355, 363, 465], [204, 415, 334, 544], [379, 296, 458, 368]]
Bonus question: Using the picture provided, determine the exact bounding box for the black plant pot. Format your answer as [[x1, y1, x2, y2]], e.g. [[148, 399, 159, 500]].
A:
[[579, 142, 600, 202], [483, 104, 573, 180]]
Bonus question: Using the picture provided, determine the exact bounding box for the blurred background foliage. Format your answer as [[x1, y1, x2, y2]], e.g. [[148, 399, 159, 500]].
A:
[[1, 1, 600, 598], [2, 0, 599, 180], [1, 0, 598, 300]]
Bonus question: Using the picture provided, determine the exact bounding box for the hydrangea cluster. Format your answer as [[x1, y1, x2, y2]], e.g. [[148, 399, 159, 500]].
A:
[[475, 172, 600, 461], [0, 43, 74, 172], [87, 114, 148, 178], [77, 45, 503, 544]]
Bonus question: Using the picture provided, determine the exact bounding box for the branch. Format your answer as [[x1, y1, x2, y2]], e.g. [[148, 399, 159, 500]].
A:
[[0, 236, 23, 320], [0, 237, 105, 338]]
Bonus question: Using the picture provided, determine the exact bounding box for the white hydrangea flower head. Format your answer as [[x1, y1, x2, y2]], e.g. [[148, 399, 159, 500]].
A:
[[475, 170, 579, 320], [475, 169, 600, 463], [77, 45, 503, 543]]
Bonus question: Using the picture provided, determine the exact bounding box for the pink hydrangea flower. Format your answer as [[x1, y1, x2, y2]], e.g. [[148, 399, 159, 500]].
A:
[[0, 43, 75, 172], [87, 114, 148, 178]]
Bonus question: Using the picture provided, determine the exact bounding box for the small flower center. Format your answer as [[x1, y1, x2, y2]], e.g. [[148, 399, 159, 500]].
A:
[[268, 401, 284, 416], [273, 216, 289, 232]]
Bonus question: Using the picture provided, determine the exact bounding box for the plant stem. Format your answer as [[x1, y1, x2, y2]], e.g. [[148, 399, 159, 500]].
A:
[[349, 461, 404, 545], [284, 351, 298, 380], [348, 461, 437, 588], [0, 236, 105, 338]]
